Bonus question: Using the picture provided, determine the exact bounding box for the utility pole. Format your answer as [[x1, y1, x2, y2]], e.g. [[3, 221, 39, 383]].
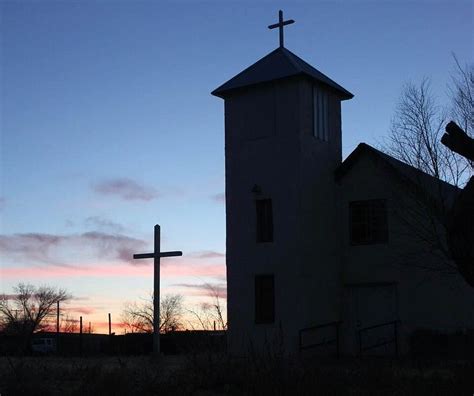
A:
[[56, 301, 60, 354]]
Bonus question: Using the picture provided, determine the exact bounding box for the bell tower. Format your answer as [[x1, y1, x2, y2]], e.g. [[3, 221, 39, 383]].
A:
[[212, 11, 353, 354]]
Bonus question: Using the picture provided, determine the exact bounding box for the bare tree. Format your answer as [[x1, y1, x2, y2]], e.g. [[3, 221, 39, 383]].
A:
[[121, 293, 184, 334], [386, 78, 470, 187], [383, 58, 473, 285], [204, 283, 227, 330], [186, 283, 227, 331], [60, 314, 79, 333], [187, 300, 216, 331], [0, 283, 70, 349], [449, 55, 473, 141]]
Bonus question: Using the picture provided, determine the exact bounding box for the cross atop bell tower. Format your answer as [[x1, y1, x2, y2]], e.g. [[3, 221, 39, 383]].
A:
[[212, 11, 353, 355], [268, 10, 294, 48]]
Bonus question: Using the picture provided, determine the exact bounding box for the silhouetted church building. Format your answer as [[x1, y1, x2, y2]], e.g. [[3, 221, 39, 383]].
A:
[[211, 16, 474, 356]]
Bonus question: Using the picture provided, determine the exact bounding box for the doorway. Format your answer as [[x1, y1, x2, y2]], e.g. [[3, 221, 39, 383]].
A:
[[344, 283, 399, 355]]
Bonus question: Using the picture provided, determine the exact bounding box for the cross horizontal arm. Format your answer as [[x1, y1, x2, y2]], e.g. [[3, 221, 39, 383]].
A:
[[268, 19, 294, 29], [133, 253, 155, 259], [160, 251, 183, 258], [133, 251, 183, 260]]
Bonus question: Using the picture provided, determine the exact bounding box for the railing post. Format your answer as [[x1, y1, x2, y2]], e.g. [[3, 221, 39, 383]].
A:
[[394, 321, 398, 358], [358, 330, 362, 356]]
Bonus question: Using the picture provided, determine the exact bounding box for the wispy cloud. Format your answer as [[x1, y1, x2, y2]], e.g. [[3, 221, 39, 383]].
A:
[[92, 178, 159, 201], [0, 232, 147, 266], [84, 216, 125, 234], [67, 306, 96, 315], [172, 282, 227, 299], [211, 193, 225, 203], [81, 232, 146, 263], [70, 296, 90, 301], [0, 233, 70, 267], [190, 251, 225, 259]]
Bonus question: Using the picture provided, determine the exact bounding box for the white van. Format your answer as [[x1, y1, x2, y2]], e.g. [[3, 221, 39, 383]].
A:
[[31, 337, 56, 354]]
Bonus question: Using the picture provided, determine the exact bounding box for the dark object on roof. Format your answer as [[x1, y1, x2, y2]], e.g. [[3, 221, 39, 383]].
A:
[[447, 176, 474, 287], [211, 47, 353, 100], [441, 122, 474, 287], [441, 121, 474, 162]]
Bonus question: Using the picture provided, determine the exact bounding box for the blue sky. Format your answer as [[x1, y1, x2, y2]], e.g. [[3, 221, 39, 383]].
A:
[[1, 1, 472, 331]]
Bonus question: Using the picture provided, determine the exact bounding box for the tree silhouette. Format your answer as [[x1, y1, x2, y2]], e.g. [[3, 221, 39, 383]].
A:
[[121, 293, 184, 333], [383, 57, 473, 285], [0, 283, 70, 350]]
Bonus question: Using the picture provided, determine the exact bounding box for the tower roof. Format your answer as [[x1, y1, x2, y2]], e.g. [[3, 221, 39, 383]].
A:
[[211, 47, 353, 100]]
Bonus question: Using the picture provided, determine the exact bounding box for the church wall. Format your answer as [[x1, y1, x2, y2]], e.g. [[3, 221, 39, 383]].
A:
[[295, 79, 343, 333], [223, 78, 345, 354], [339, 154, 474, 355], [224, 80, 306, 354]]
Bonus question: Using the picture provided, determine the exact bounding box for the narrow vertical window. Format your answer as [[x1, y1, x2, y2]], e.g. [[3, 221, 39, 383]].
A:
[[256, 199, 273, 243], [313, 86, 329, 141], [255, 275, 275, 324]]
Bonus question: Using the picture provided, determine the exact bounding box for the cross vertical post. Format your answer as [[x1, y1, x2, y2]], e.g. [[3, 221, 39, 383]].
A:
[[133, 224, 182, 356], [153, 224, 161, 355], [278, 10, 283, 48], [268, 9, 295, 48]]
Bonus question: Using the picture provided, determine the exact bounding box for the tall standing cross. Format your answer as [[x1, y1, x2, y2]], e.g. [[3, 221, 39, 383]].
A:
[[133, 224, 182, 355], [268, 10, 295, 48]]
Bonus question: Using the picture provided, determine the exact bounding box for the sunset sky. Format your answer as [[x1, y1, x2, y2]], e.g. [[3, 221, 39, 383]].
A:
[[1, 1, 472, 333]]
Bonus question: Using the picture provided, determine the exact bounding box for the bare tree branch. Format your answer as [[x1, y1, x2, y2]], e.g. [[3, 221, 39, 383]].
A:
[[121, 293, 184, 334], [0, 283, 71, 350], [382, 58, 473, 287]]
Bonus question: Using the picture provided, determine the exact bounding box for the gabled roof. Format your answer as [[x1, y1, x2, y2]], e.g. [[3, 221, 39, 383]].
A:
[[211, 47, 354, 100], [336, 143, 460, 198]]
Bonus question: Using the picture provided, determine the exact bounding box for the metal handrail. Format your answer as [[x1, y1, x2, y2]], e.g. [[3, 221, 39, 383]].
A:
[[299, 320, 342, 357], [358, 320, 400, 356]]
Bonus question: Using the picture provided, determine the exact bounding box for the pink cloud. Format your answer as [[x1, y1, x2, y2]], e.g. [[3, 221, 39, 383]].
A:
[[172, 282, 227, 299], [190, 251, 225, 259], [93, 178, 159, 201], [162, 262, 225, 278], [1, 260, 225, 280], [66, 306, 96, 315], [93, 321, 127, 334]]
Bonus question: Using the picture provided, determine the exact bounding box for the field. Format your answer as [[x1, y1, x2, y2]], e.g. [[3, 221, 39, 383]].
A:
[[1, 353, 473, 395]]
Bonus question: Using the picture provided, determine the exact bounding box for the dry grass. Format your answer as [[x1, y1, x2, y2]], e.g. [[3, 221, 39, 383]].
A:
[[0, 353, 473, 395]]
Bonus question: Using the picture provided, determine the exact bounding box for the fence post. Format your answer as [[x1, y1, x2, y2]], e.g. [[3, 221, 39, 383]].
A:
[[108, 313, 112, 354], [79, 316, 83, 356], [358, 330, 362, 356]]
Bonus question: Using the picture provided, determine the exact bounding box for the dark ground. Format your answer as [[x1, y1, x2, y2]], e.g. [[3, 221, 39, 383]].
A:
[[1, 353, 473, 395]]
